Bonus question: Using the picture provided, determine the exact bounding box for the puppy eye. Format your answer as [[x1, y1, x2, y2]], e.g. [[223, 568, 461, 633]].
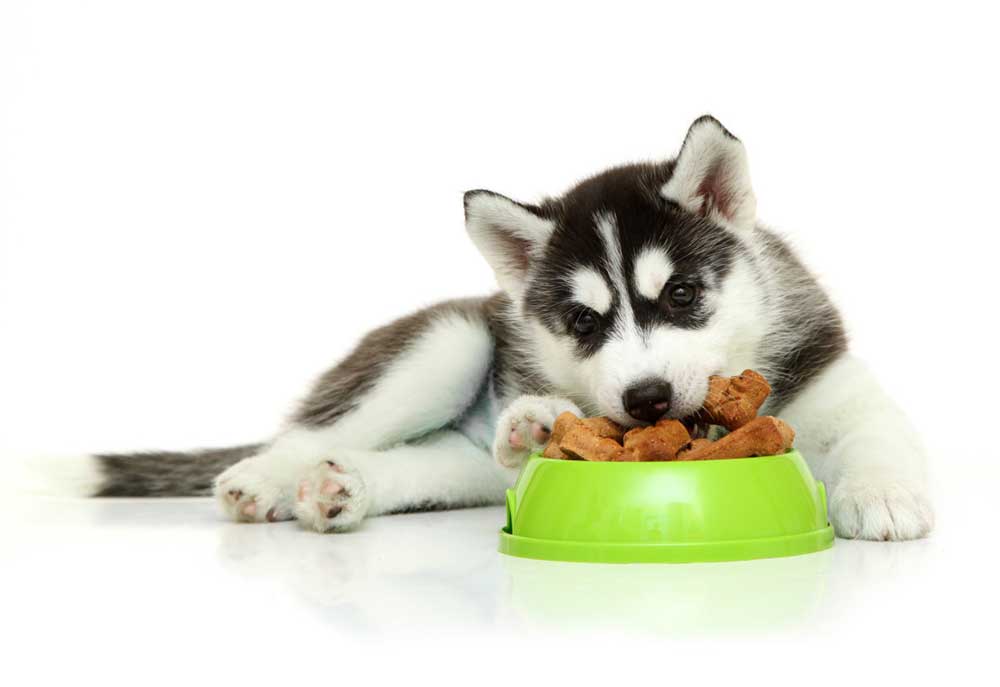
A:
[[665, 282, 698, 308], [572, 310, 600, 336]]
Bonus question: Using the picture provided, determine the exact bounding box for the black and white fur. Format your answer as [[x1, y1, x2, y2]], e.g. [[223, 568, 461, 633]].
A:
[[65, 117, 933, 541]]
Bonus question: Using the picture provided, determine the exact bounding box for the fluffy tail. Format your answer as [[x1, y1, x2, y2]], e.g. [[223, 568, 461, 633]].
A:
[[23, 444, 263, 498]]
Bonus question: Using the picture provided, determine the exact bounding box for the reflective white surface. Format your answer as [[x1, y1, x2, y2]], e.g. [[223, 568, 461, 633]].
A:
[[0, 496, 877, 633], [0, 497, 996, 683]]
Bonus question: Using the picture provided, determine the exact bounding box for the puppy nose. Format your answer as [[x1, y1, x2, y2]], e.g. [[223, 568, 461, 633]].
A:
[[623, 380, 673, 423]]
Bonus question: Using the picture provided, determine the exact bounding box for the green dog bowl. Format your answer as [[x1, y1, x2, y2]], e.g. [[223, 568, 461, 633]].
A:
[[499, 450, 833, 564]]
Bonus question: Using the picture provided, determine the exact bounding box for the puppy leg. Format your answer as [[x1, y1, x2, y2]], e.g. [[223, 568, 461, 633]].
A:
[[293, 430, 515, 532], [780, 353, 934, 541], [215, 301, 495, 523]]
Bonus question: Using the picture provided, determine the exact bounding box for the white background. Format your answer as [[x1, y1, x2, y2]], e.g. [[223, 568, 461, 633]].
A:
[[1, 1, 997, 685]]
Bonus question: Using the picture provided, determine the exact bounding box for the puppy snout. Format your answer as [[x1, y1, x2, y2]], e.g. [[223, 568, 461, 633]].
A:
[[623, 380, 673, 423]]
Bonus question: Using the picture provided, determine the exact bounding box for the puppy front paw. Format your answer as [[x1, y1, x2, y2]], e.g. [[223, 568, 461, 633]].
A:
[[494, 396, 582, 468], [293, 458, 369, 533], [828, 478, 934, 541]]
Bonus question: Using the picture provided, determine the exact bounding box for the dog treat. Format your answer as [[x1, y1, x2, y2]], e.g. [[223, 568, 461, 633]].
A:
[[542, 441, 568, 460], [623, 420, 692, 462], [699, 369, 771, 431], [581, 416, 626, 443], [538, 369, 795, 462], [542, 413, 628, 461], [678, 416, 794, 461], [551, 412, 579, 443], [542, 411, 580, 459], [680, 438, 713, 457], [560, 422, 628, 462]]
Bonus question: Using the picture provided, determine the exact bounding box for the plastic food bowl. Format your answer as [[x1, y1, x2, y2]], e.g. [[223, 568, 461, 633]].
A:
[[499, 450, 833, 564]]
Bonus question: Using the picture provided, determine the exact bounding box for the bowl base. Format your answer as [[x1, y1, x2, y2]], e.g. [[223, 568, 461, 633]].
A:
[[498, 525, 834, 564]]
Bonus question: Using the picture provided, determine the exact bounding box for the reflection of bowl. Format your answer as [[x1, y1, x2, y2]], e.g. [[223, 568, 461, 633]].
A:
[[499, 450, 833, 563]]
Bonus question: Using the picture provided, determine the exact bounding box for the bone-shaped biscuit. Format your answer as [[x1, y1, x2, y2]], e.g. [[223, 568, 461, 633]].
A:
[[560, 422, 628, 462], [699, 369, 771, 431], [677, 416, 794, 461], [622, 420, 692, 462]]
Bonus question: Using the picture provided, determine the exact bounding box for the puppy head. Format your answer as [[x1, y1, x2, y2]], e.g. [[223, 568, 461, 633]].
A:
[[465, 116, 763, 425]]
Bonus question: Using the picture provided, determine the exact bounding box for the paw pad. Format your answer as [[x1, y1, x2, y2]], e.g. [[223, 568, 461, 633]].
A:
[[293, 459, 367, 533], [508, 429, 526, 450], [214, 457, 295, 524]]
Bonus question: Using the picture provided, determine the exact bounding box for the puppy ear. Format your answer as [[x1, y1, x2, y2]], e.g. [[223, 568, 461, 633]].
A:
[[661, 116, 757, 231], [464, 190, 555, 295]]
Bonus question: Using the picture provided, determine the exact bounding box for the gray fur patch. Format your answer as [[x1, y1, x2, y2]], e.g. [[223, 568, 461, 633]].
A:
[[94, 444, 263, 497], [753, 228, 848, 410], [482, 293, 553, 400], [293, 297, 495, 427]]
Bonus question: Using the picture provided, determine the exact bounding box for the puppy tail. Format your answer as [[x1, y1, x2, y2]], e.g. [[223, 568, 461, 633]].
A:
[[17, 444, 263, 497]]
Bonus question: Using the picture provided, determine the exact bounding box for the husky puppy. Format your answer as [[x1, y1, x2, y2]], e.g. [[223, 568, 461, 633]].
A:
[[80, 116, 932, 540]]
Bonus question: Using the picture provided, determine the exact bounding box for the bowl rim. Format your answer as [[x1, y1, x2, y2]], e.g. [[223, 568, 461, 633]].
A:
[[526, 448, 798, 465]]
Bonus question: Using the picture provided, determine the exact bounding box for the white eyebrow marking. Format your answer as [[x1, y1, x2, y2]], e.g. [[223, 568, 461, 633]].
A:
[[634, 247, 674, 301], [571, 267, 613, 315], [595, 212, 627, 298], [594, 212, 639, 339]]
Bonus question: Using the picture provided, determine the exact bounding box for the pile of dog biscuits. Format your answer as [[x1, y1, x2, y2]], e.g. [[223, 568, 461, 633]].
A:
[[541, 370, 795, 462]]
